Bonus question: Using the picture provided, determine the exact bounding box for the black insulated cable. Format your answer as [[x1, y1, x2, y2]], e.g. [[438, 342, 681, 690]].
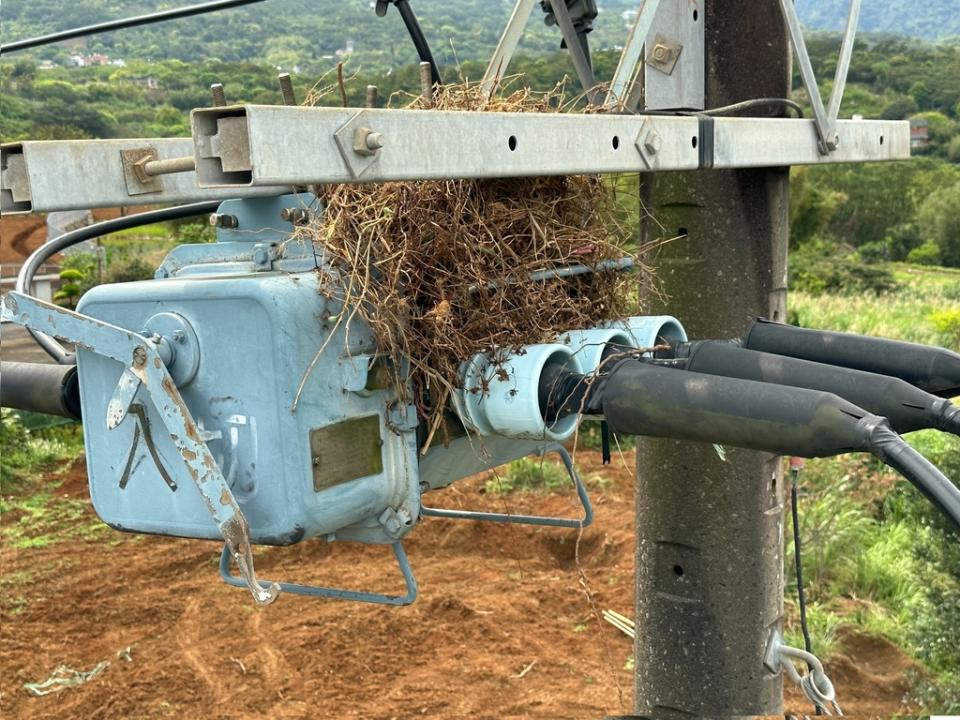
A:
[[673, 341, 960, 438], [743, 318, 960, 398], [548, 361, 960, 530], [1, 0, 268, 54], [0, 361, 81, 420], [375, 0, 443, 85], [16, 201, 222, 364]]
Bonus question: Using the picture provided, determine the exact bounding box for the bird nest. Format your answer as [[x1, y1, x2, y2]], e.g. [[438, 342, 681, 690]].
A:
[[301, 80, 654, 451]]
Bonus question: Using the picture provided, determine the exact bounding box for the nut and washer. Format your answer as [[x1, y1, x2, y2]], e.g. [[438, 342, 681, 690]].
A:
[[209, 213, 239, 229], [352, 127, 385, 157]]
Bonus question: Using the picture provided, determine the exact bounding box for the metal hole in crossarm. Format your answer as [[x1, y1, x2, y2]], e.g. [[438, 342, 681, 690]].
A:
[[612, 135, 620, 149], [508, 135, 518, 151], [673, 564, 685, 577], [880, 135, 884, 145], [692, 136, 698, 149], [693, 9, 699, 21]]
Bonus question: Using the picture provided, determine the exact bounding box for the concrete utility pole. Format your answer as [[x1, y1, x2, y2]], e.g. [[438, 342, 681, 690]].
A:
[[632, 3, 791, 716]]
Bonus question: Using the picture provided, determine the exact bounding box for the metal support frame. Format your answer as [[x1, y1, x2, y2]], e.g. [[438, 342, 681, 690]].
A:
[[546, 0, 598, 102], [0, 139, 285, 214], [420, 445, 593, 528], [219, 541, 418, 606], [605, 0, 662, 109], [777, 0, 862, 154], [189, 104, 907, 189], [480, 0, 538, 99]]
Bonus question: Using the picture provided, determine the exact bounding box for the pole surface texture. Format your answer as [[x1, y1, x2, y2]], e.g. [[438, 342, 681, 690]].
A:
[[632, 2, 791, 717]]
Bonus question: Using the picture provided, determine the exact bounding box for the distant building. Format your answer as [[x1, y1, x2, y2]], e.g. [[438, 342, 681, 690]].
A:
[[910, 118, 930, 149]]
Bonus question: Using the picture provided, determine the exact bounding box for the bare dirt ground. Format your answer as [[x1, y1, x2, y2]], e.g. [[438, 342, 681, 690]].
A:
[[1, 451, 920, 719]]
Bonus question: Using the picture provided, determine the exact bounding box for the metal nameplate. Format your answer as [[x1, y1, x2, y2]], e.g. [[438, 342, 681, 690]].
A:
[[310, 415, 384, 491]]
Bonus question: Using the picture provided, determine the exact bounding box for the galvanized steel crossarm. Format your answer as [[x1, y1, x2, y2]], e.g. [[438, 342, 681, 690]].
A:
[[0, 138, 285, 214], [190, 105, 909, 188]]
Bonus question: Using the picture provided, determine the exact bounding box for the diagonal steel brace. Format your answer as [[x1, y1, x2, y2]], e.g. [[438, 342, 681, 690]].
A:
[[0, 291, 280, 605], [778, 0, 862, 154]]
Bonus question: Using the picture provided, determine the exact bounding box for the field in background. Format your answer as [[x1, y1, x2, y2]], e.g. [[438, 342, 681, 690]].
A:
[[785, 263, 960, 713]]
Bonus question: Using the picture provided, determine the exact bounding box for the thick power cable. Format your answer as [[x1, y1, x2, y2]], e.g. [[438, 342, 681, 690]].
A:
[[16, 201, 220, 364], [2, 0, 267, 54], [546, 361, 960, 530]]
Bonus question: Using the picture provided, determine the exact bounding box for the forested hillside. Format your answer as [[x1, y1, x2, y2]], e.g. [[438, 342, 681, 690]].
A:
[[1, 0, 642, 70], [796, 0, 960, 42]]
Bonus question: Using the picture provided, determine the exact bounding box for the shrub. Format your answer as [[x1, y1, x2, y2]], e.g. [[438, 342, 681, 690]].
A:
[[790, 241, 898, 296], [0, 409, 70, 484], [104, 256, 155, 283], [485, 457, 570, 494], [929, 309, 960, 346], [907, 240, 942, 266]]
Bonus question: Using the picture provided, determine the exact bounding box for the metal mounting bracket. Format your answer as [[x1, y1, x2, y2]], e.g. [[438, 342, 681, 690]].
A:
[[420, 445, 594, 528], [218, 541, 418, 606], [778, 0, 862, 154], [0, 291, 279, 606]]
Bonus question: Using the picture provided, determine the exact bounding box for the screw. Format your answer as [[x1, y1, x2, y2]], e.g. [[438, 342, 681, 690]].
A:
[[209, 213, 239, 229], [652, 44, 669, 62], [365, 85, 379, 108], [278, 73, 296, 106], [172, 330, 186, 344], [210, 83, 227, 107]]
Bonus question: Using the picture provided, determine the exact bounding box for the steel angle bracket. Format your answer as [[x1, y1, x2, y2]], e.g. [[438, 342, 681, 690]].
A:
[[420, 445, 594, 528], [0, 291, 279, 606], [219, 540, 418, 606]]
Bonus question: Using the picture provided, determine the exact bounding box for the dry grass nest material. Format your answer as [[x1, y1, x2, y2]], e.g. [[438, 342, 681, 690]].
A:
[[301, 80, 655, 452]]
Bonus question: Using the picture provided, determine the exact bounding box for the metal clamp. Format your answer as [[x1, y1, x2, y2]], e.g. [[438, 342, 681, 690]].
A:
[[219, 541, 418, 606], [0, 291, 279, 606], [420, 445, 593, 528], [764, 630, 844, 716]]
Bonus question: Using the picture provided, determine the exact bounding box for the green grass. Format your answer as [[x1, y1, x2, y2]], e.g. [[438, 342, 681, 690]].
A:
[[790, 264, 960, 348], [485, 456, 571, 494], [784, 261, 960, 713]]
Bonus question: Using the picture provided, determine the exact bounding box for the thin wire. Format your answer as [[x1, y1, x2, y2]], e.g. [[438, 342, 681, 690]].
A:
[[790, 460, 822, 715], [702, 97, 805, 118], [1, 0, 268, 54]]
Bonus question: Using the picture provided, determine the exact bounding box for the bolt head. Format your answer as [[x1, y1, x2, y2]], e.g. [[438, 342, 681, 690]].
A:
[[643, 131, 662, 155], [172, 330, 186, 344], [653, 44, 669, 62]]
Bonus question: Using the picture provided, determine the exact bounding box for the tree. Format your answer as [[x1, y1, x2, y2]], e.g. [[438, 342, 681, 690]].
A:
[[917, 184, 960, 267]]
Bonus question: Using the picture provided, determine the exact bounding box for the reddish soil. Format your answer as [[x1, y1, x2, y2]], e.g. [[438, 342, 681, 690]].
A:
[[0, 215, 47, 265], [0, 208, 150, 266], [1, 453, 921, 719]]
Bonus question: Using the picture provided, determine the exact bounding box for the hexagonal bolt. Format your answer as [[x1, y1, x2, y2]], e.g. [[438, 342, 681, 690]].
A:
[[352, 127, 385, 157], [209, 212, 239, 229], [643, 130, 663, 156], [279, 207, 310, 225]]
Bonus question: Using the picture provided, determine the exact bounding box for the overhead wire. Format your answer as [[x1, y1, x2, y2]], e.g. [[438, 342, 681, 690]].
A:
[[1, 0, 268, 54]]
